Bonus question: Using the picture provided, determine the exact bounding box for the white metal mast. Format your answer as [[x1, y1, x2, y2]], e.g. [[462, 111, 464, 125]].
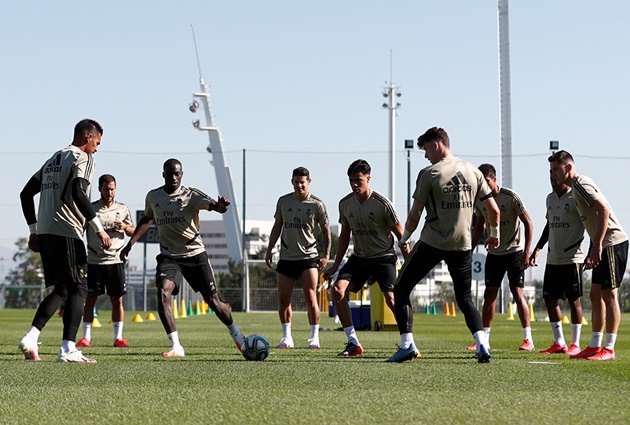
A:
[[382, 50, 401, 204], [497, 0, 513, 188], [190, 25, 243, 263]]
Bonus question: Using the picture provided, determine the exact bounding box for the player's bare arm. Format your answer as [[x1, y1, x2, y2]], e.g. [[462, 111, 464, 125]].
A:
[[481, 196, 500, 250], [264, 218, 283, 268], [519, 210, 535, 270], [471, 214, 486, 248], [120, 215, 154, 262], [585, 198, 610, 269], [399, 198, 425, 245], [323, 224, 351, 281], [318, 222, 331, 271], [392, 222, 410, 259]]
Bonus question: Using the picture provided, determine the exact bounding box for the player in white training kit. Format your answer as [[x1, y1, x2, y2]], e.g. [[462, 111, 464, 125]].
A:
[[265, 167, 331, 349], [549, 150, 628, 361], [18, 119, 111, 363], [120, 159, 245, 357], [323, 159, 410, 358], [529, 178, 585, 356], [77, 174, 136, 349], [387, 127, 500, 363], [467, 163, 535, 352]]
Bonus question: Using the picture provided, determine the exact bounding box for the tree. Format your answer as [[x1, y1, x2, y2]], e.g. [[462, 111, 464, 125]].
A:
[[2, 237, 45, 308]]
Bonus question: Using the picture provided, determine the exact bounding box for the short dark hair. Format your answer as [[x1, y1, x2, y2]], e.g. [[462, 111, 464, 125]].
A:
[[74, 119, 103, 139], [347, 159, 371, 176], [98, 174, 116, 188], [548, 150, 574, 165], [292, 167, 310, 178], [417, 127, 449, 148], [163, 158, 182, 171], [478, 163, 496, 178]]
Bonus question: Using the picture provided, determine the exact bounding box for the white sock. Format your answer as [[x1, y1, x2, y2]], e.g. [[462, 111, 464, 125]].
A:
[[310, 324, 319, 341], [473, 331, 488, 352], [483, 327, 491, 348], [523, 327, 533, 342], [400, 333, 415, 350], [61, 340, 76, 353], [550, 321, 565, 346], [589, 332, 604, 348], [113, 322, 123, 340], [604, 333, 617, 350], [571, 324, 582, 346], [167, 331, 182, 349], [24, 326, 41, 342], [344, 326, 359, 345], [228, 323, 243, 342], [282, 323, 292, 340], [83, 322, 92, 341]]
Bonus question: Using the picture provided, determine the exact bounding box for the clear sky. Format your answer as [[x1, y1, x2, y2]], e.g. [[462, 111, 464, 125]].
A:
[[1, 1, 629, 281]]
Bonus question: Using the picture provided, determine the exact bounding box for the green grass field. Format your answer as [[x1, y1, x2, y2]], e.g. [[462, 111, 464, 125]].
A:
[[1, 308, 629, 425]]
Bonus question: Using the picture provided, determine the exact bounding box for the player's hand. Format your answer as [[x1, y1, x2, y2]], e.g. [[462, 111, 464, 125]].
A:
[[585, 244, 602, 270], [120, 242, 132, 263], [528, 249, 539, 267], [322, 264, 338, 281], [113, 219, 127, 232], [520, 251, 530, 270], [318, 256, 329, 272], [484, 236, 499, 251], [399, 241, 410, 260], [98, 231, 112, 249], [27, 233, 39, 253], [264, 251, 273, 269]]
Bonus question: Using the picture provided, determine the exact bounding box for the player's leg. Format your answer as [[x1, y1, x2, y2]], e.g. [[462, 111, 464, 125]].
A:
[[78, 263, 101, 347], [276, 260, 298, 348], [386, 243, 438, 363], [481, 253, 504, 345], [188, 252, 245, 351], [108, 263, 127, 347], [300, 263, 321, 348]]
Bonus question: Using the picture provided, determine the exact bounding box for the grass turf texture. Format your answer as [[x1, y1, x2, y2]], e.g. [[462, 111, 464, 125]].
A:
[[1, 309, 629, 424]]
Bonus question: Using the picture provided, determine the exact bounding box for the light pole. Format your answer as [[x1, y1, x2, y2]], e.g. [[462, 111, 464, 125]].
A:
[[404, 139, 414, 214], [382, 51, 401, 205]]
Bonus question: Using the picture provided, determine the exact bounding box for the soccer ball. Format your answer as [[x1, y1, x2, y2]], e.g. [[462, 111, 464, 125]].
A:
[[241, 334, 270, 361]]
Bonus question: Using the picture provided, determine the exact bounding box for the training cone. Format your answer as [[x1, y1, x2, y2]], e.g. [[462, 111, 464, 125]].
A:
[[432, 303, 437, 315], [562, 315, 570, 324], [451, 302, 456, 317], [507, 303, 514, 320], [444, 302, 451, 316], [109, 319, 113, 324], [187, 300, 194, 316], [179, 299, 187, 318], [582, 317, 588, 325], [146, 312, 156, 321], [173, 300, 179, 319], [132, 314, 143, 322], [425, 304, 430, 314], [92, 318, 102, 328], [196, 300, 202, 315], [93, 306, 99, 318], [529, 302, 536, 322]]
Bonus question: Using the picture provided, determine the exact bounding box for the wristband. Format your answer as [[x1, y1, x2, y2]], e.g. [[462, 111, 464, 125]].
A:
[[400, 229, 413, 245], [489, 226, 499, 238], [28, 223, 37, 234], [89, 217, 105, 233]]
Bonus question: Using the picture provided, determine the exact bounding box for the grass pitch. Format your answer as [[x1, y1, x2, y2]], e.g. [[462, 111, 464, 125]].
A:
[[1, 308, 629, 424]]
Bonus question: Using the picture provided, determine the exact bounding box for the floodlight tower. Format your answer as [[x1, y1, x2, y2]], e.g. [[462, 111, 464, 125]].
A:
[[189, 26, 243, 264], [382, 50, 402, 205]]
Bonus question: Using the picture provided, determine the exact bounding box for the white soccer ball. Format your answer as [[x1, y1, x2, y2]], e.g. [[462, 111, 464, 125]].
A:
[[241, 334, 270, 361]]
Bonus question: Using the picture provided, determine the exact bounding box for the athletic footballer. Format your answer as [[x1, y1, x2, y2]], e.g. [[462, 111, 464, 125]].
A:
[[388, 127, 500, 363], [549, 150, 628, 361], [120, 158, 244, 357], [323, 159, 410, 357], [265, 167, 331, 349]]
